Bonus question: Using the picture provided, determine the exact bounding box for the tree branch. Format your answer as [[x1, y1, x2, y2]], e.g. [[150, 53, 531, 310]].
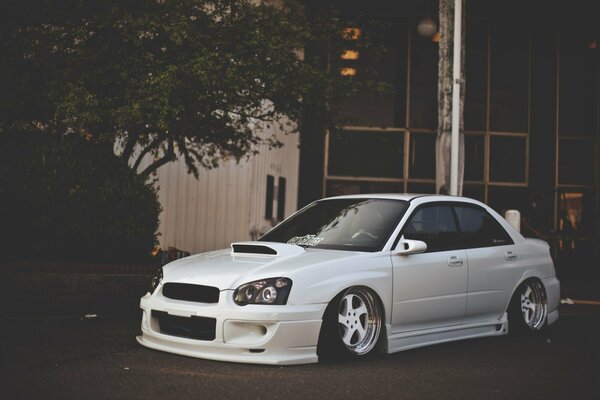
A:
[[139, 136, 176, 178], [225, 109, 277, 122], [132, 135, 164, 172], [121, 131, 138, 162]]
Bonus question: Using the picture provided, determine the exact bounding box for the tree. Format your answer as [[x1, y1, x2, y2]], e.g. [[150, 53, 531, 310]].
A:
[[0, 129, 161, 263], [1, 0, 384, 179]]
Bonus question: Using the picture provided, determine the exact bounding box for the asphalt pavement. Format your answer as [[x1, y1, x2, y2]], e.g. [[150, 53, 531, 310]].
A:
[[1, 303, 599, 400]]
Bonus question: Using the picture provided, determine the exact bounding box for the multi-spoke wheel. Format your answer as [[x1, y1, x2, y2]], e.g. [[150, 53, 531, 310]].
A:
[[318, 286, 382, 360], [509, 280, 548, 333]]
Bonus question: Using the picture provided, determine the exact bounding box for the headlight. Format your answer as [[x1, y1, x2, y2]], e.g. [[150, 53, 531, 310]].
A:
[[234, 278, 292, 306], [149, 267, 163, 294]]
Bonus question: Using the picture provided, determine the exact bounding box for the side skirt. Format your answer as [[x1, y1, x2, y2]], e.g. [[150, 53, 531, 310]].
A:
[[386, 313, 508, 354]]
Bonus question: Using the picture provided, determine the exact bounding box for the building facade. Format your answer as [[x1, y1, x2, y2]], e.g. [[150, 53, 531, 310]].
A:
[[143, 120, 299, 255], [298, 0, 600, 280]]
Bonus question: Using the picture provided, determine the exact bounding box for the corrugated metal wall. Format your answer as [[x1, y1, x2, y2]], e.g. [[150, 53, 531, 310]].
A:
[[140, 122, 299, 254]]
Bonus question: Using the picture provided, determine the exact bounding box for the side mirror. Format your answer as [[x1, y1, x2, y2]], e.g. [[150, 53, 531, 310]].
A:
[[397, 239, 427, 255]]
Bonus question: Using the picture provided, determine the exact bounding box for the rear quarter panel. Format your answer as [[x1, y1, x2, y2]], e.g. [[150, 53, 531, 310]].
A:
[[512, 238, 560, 315], [518, 239, 556, 281]]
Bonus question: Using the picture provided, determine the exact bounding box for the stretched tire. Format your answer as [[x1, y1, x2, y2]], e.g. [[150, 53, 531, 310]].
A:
[[318, 287, 382, 360], [508, 279, 548, 334]]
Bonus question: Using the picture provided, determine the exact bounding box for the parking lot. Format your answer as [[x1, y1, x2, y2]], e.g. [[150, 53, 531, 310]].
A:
[[2, 303, 599, 400]]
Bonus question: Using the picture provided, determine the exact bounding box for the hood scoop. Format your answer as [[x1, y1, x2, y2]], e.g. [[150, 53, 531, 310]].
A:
[[231, 241, 305, 257]]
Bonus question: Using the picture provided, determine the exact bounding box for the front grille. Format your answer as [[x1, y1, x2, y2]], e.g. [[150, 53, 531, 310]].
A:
[[162, 283, 220, 303], [152, 310, 216, 340]]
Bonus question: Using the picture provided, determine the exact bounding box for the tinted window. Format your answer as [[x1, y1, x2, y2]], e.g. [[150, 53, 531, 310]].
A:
[[260, 199, 408, 252], [409, 34, 438, 129], [403, 205, 459, 252], [453, 205, 513, 248], [489, 136, 527, 183], [328, 130, 404, 178], [489, 24, 529, 132], [408, 133, 436, 179], [558, 138, 595, 186]]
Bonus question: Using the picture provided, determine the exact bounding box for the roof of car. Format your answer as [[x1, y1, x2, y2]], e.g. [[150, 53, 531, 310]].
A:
[[322, 193, 450, 202]]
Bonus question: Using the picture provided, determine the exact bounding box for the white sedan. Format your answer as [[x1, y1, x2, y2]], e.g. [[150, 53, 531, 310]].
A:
[[137, 194, 560, 365]]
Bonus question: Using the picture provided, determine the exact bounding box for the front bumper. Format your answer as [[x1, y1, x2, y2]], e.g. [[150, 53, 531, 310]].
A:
[[137, 289, 327, 365]]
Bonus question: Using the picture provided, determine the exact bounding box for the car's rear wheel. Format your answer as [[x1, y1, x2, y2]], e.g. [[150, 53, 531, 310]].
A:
[[318, 286, 382, 360], [508, 279, 548, 333]]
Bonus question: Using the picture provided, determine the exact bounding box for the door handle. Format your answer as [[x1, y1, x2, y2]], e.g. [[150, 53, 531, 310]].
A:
[[505, 250, 517, 261], [447, 256, 464, 267]]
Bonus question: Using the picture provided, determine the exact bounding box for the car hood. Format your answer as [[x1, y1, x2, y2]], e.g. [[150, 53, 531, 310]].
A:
[[162, 241, 363, 290]]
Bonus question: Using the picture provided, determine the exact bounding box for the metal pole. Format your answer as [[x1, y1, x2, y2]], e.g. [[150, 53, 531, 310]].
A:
[[450, 0, 462, 196]]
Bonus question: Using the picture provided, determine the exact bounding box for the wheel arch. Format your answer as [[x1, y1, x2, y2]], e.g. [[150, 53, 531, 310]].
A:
[[289, 266, 393, 324], [504, 275, 546, 314], [320, 284, 388, 325], [317, 284, 388, 358]]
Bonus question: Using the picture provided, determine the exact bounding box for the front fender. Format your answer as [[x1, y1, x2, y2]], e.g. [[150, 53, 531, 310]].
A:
[[286, 253, 393, 323]]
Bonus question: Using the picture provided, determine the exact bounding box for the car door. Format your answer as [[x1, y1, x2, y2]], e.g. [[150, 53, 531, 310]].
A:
[[391, 203, 468, 333], [453, 204, 524, 324]]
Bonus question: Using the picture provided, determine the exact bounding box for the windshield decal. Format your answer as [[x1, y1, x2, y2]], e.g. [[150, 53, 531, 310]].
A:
[[287, 235, 324, 247]]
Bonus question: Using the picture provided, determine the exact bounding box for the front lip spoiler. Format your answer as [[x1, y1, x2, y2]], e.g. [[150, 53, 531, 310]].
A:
[[138, 292, 327, 365]]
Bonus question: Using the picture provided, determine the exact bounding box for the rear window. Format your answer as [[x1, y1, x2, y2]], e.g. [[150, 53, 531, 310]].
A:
[[454, 205, 513, 248]]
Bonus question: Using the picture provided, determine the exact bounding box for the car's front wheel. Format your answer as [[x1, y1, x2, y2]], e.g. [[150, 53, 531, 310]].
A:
[[508, 279, 548, 333], [318, 286, 382, 360]]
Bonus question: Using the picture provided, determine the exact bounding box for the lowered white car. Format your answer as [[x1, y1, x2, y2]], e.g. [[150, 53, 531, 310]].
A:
[[137, 194, 560, 365]]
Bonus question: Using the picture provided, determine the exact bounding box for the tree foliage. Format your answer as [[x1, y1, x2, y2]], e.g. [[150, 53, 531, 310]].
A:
[[0, 128, 161, 263], [1, 0, 387, 178]]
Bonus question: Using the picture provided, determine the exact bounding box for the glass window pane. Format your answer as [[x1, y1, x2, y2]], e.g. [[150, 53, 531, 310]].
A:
[[489, 24, 529, 132], [487, 186, 527, 216], [366, 181, 404, 193], [337, 22, 408, 127], [403, 205, 459, 252], [464, 134, 485, 181], [260, 198, 409, 252], [407, 182, 436, 194], [558, 191, 596, 237], [326, 180, 404, 197], [464, 21, 488, 131], [409, 34, 438, 129], [328, 130, 404, 178], [556, 191, 596, 280], [529, 30, 558, 189], [409, 132, 435, 179], [454, 205, 513, 248], [489, 136, 527, 183], [522, 191, 554, 235], [558, 139, 595, 186], [462, 184, 484, 202], [559, 30, 598, 136], [326, 180, 362, 197]]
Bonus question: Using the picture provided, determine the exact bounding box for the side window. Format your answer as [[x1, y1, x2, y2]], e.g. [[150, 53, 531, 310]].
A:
[[453, 205, 513, 248], [403, 205, 459, 252]]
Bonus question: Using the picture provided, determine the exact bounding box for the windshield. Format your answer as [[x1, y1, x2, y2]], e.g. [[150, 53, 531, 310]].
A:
[[260, 198, 409, 252]]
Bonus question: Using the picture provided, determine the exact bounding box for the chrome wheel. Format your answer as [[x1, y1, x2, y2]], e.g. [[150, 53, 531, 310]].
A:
[[518, 280, 548, 331], [337, 287, 381, 355]]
